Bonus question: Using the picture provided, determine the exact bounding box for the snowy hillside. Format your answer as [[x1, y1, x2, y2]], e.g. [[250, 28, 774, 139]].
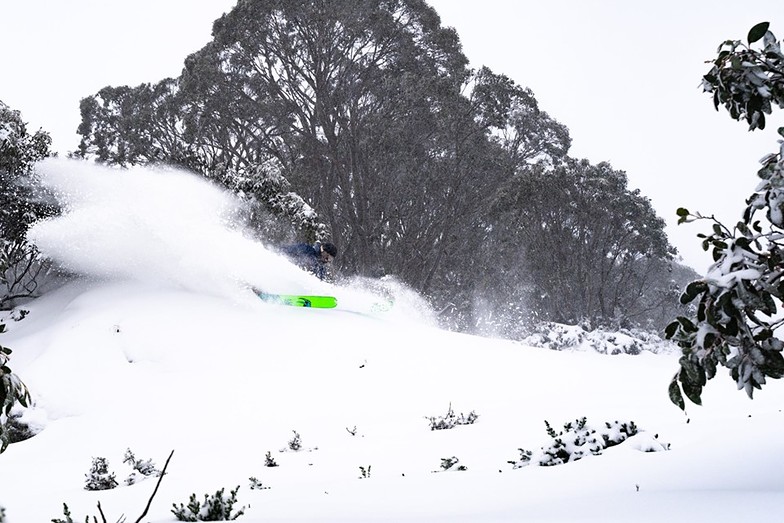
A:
[[1, 160, 782, 522]]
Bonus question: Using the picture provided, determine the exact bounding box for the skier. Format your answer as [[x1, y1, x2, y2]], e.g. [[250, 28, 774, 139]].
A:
[[281, 241, 337, 280]]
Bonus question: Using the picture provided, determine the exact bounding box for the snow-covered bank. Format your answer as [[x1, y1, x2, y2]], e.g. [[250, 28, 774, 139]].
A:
[[1, 278, 782, 522], [1, 160, 782, 522]]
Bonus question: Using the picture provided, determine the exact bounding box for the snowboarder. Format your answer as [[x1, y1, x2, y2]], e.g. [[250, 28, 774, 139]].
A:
[[281, 241, 337, 280]]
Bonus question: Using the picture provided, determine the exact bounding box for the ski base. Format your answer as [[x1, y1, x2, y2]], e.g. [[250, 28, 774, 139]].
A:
[[257, 292, 337, 308]]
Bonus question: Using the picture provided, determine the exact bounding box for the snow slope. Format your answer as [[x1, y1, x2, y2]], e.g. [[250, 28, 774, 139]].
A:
[[0, 159, 782, 522]]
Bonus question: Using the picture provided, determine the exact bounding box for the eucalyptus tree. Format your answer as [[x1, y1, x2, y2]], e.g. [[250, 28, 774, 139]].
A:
[[178, 0, 472, 277], [75, 0, 576, 328], [493, 158, 674, 327]]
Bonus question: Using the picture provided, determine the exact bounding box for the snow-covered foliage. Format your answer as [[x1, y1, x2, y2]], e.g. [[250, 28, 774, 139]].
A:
[[263, 451, 278, 467], [426, 403, 479, 430], [0, 323, 31, 453], [171, 487, 245, 522], [208, 160, 328, 245], [508, 418, 667, 469], [123, 448, 160, 485], [436, 456, 467, 472], [0, 101, 54, 309], [667, 23, 784, 409], [522, 322, 678, 355], [84, 456, 118, 491]]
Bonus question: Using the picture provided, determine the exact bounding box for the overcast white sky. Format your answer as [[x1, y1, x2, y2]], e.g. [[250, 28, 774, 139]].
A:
[[2, 1, 783, 272]]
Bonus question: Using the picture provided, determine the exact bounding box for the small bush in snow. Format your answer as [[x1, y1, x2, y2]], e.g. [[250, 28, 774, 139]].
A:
[[1, 324, 32, 453], [84, 456, 118, 491], [123, 448, 161, 485], [248, 477, 270, 490], [508, 418, 643, 469], [51, 503, 76, 523], [58, 450, 174, 523], [427, 403, 478, 430], [288, 430, 302, 451], [435, 456, 467, 472], [522, 322, 677, 355], [264, 450, 278, 467], [0, 506, 6, 523], [358, 465, 371, 479], [172, 486, 246, 521]]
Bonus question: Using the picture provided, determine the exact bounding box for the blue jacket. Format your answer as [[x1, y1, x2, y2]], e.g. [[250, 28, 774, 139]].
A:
[[282, 242, 328, 280]]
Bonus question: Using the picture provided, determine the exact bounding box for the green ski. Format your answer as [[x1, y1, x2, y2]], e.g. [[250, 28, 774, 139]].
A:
[[257, 292, 337, 308]]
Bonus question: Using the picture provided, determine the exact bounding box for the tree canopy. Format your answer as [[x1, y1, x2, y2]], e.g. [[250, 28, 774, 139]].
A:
[[75, 0, 677, 335]]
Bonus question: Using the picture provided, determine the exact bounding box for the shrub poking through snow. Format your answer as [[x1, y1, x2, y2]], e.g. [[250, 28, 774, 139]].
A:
[[358, 465, 371, 479], [123, 448, 161, 485], [427, 403, 478, 430], [288, 430, 302, 451], [248, 477, 270, 490], [0, 506, 5, 523], [522, 322, 677, 355], [84, 456, 118, 491], [58, 450, 174, 523], [435, 456, 467, 472], [509, 418, 643, 468], [264, 450, 278, 467], [51, 503, 76, 523], [0, 323, 32, 453], [172, 486, 246, 521]]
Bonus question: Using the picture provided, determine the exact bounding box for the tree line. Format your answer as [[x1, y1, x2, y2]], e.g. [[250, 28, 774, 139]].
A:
[[3, 0, 695, 336]]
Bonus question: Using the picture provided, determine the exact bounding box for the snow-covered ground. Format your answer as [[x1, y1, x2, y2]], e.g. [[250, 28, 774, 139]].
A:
[[1, 159, 782, 522]]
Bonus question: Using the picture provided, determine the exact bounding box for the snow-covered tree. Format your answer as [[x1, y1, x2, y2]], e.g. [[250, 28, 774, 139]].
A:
[[0, 100, 54, 309], [666, 22, 784, 409], [492, 158, 675, 328]]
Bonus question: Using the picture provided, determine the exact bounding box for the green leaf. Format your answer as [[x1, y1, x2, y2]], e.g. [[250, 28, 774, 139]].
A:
[[676, 316, 697, 332], [664, 321, 679, 339], [762, 350, 784, 378], [704, 355, 718, 379], [668, 375, 686, 411], [684, 281, 708, 303], [748, 22, 770, 44], [679, 368, 704, 406]]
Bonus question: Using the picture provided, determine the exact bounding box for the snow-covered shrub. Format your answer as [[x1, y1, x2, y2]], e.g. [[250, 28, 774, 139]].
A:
[[1, 323, 32, 453], [358, 465, 371, 479], [123, 448, 161, 485], [522, 322, 677, 355], [264, 450, 278, 467], [435, 456, 467, 472], [84, 456, 118, 491], [171, 486, 246, 521], [0, 506, 5, 523], [51, 503, 75, 523], [287, 430, 302, 451], [3, 411, 35, 444], [427, 403, 478, 430], [508, 418, 661, 469], [248, 477, 270, 490]]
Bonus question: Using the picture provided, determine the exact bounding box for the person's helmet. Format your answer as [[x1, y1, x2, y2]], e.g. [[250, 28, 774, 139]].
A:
[[322, 242, 338, 258]]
